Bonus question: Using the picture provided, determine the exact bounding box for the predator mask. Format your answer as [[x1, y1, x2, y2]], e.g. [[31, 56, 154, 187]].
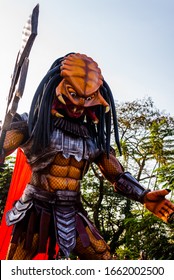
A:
[[51, 53, 109, 123]]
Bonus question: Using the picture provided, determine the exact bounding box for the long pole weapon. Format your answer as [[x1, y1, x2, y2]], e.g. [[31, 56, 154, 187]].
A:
[[0, 4, 39, 162]]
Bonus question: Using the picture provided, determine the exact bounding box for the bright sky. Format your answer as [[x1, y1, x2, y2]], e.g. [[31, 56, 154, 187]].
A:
[[0, 0, 174, 122]]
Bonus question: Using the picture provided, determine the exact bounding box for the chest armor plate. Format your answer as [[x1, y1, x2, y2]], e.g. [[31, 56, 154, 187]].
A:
[[50, 129, 98, 162], [22, 128, 100, 171]]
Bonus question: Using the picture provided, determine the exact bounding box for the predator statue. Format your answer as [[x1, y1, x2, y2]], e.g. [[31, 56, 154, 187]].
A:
[[1, 53, 174, 260]]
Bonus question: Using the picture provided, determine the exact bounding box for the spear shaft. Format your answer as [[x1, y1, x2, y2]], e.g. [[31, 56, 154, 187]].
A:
[[0, 4, 39, 161]]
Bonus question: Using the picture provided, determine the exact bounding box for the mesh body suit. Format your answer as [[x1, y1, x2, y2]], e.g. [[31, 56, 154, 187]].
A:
[[4, 118, 123, 260]]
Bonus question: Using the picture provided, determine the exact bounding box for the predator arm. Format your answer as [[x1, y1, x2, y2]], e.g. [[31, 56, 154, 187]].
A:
[[95, 152, 174, 223], [0, 113, 28, 163]]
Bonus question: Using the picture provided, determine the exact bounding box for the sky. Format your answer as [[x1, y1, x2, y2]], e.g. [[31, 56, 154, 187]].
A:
[[0, 0, 174, 122]]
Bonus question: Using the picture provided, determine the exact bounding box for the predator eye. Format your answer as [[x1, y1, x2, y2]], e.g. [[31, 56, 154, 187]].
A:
[[86, 94, 95, 101], [70, 92, 77, 97]]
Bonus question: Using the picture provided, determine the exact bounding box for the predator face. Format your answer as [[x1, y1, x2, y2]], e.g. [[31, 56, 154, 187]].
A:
[[29, 52, 121, 155], [51, 53, 109, 123]]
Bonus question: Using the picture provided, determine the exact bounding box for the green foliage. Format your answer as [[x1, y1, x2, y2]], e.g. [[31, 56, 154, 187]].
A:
[[120, 210, 174, 260], [157, 163, 174, 190], [0, 155, 15, 221], [117, 98, 174, 190]]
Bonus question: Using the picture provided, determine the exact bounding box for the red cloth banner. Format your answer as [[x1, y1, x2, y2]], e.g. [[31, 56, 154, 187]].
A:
[[0, 148, 31, 259]]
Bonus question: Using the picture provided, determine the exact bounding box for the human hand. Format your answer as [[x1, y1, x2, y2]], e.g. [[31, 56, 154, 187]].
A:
[[143, 189, 174, 223]]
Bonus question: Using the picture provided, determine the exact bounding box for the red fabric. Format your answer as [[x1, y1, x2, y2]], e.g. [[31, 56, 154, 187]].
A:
[[33, 253, 48, 260], [0, 148, 59, 260], [0, 148, 31, 259], [32, 244, 59, 260]]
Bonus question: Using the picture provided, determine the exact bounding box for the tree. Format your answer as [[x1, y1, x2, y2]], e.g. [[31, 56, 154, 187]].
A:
[[81, 97, 174, 259], [117, 97, 174, 188]]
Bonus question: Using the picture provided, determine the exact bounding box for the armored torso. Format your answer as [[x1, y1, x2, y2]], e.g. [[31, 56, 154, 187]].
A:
[[22, 119, 100, 192]]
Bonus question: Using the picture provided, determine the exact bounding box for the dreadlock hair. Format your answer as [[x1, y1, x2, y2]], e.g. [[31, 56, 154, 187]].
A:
[[28, 53, 122, 156], [86, 80, 122, 157], [28, 55, 65, 153]]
